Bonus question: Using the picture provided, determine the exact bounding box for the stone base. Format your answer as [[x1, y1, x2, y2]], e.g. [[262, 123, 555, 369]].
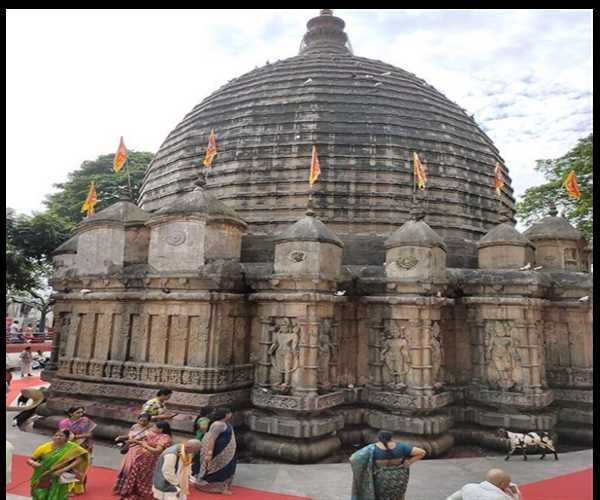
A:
[[366, 388, 453, 412], [362, 428, 454, 457], [555, 425, 593, 446], [448, 405, 557, 431], [365, 409, 452, 434], [246, 410, 344, 438], [245, 431, 341, 463], [467, 386, 554, 410]]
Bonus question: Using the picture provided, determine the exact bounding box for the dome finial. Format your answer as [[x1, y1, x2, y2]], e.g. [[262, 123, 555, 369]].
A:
[[320, 9, 334, 15], [306, 193, 316, 217], [548, 201, 558, 217], [300, 9, 352, 55]]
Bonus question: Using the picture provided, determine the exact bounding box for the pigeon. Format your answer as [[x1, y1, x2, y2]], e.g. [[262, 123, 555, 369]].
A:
[[577, 296, 590, 302], [303, 78, 313, 85], [436, 291, 442, 297], [80, 289, 92, 294], [533, 265, 543, 271], [335, 290, 347, 296], [364, 74, 374, 79], [374, 82, 383, 87], [347, 384, 354, 389], [381, 71, 391, 76], [261, 388, 269, 393], [519, 263, 532, 271]]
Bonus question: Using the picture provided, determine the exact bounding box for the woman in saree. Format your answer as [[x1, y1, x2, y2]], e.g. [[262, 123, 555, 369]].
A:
[[116, 421, 173, 500], [113, 413, 153, 495], [27, 429, 89, 500], [191, 406, 213, 478], [58, 406, 97, 495], [194, 407, 236, 495], [350, 430, 426, 500]]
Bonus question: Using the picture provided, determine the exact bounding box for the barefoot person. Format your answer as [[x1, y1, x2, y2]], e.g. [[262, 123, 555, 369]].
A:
[[27, 429, 89, 500], [350, 430, 426, 500], [195, 408, 237, 495], [142, 388, 177, 422], [19, 346, 33, 376], [153, 439, 203, 500]]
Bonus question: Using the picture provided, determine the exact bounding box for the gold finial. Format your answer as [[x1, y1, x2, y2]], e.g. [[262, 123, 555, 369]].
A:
[[320, 9, 334, 15]]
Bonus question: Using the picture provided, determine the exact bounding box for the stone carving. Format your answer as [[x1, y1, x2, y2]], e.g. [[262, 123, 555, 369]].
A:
[[484, 321, 522, 391], [318, 319, 336, 389], [288, 251, 306, 263], [381, 321, 411, 391], [396, 255, 418, 270], [268, 317, 300, 390], [430, 322, 444, 385], [166, 230, 186, 246]]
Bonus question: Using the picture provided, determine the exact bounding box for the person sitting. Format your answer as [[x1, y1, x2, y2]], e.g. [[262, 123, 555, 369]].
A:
[[142, 388, 177, 421], [446, 468, 522, 500]]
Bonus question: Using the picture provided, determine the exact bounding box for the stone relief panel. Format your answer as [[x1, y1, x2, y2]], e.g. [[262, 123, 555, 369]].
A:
[[483, 320, 522, 391], [318, 318, 337, 390], [267, 317, 300, 391], [380, 320, 411, 391], [430, 322, 444, 386]]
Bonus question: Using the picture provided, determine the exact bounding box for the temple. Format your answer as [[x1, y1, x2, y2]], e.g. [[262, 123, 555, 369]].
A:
[[39, 10, 592, 462]]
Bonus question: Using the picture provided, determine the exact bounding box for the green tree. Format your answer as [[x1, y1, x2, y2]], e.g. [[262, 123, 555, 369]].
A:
[[45, 150, 154, 226], [517, 133, 593, 243]]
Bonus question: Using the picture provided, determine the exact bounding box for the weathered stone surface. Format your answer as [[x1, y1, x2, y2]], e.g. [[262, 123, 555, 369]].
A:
[[365, 409, 452, 435], [246, 411, 345, 438]]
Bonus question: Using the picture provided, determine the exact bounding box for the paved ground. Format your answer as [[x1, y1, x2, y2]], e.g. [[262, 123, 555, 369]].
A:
[[6, 368, 593, 499]]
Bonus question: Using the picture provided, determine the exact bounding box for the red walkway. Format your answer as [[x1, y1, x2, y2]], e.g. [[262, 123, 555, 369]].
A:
[[7, 455, 310, 499], [519, 467, 592, 500], [6, 376, 49, 406]]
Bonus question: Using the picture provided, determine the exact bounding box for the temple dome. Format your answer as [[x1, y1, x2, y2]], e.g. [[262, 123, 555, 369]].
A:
[[138, 10, 514, 267], [524, 214, 584, 241], [385, 217, 446, 251], [78, 199, 150, 228], [478, 222, 532, 249], [274, 211, 343, 248]]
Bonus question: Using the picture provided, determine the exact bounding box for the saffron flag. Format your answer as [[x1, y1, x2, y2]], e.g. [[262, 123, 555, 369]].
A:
[[113, 137, 128, 173], [563, 170, 581, 199], [494, 161, 504, 196], [413, 152, 427, 190], [203, 129, 217, 168], [309, 145, 321, 186], [81, 181, 97, 216]]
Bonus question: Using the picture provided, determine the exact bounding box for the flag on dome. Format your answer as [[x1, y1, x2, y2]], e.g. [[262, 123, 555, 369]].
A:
[[113, 137, 128, 173], [563, 170, 581, 199], [309, 145, 321, 186], [81, 180, 97, 216], [203, 129, 218, 168], [494, 161, 504, 196], [413, 152, 427, 190]]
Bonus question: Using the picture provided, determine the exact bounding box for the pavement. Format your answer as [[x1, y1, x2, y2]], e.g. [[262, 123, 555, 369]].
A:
[[6, 368, 593, 499]]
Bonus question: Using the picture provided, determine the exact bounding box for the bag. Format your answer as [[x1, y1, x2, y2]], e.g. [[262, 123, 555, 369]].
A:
[[119, 443, 130, 455], [59, 472, 79, 484]]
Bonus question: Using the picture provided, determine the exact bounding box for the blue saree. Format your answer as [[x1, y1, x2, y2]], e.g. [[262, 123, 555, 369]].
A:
[[350, 443, 376, 500], [196, 421, 236, 493]]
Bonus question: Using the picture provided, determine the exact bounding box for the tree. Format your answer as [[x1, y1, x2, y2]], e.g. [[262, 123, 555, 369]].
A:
[[44, 150, 154, 226], [516, 133, 593, 243]]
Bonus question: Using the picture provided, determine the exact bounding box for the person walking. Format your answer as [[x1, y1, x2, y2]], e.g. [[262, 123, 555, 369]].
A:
[[194, 407, 237, 495], [118, 421, 173, 500], [19, 346, 33, 377], [142, 388, 177, 422], [350, 430, 426, 500], [153, 439, 203, 500], [58, 406, 97, 494], [446, 468, 522, 500], [10, 320, 20, 341], [113, 413, 154, 496], [191, 406, 213, 477], [27, 429, 89, 500], [23, 323, 34, 343]]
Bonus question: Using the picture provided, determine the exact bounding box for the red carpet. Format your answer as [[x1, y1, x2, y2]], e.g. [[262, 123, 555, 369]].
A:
[[6, 376, 49, 406], [7, 455, 311, 499], [520, 467, 592, 500], [6, 342, 52, 353]]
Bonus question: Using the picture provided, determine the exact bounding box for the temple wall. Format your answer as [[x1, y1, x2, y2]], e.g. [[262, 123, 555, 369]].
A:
[[76, 227, 125, 274]]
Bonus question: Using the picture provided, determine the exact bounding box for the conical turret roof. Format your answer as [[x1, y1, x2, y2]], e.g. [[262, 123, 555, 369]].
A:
[[78, 199, 150, 228], [385, 218, 446, 250], [52, 235, 78, 255], [274, 212, 343, 248], [524, 214, 583, 241], [478, 222, 533, 248]]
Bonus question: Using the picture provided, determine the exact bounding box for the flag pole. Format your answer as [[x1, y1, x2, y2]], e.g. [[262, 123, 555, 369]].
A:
[[412, 154, 416, 208], [125, 159, 134, 201]]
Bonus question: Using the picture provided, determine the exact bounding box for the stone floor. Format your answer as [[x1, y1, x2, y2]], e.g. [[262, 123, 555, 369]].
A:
[[6, 367, 593, 499]]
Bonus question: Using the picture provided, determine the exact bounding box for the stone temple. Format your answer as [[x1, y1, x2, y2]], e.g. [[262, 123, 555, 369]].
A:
[[40, 10, 592, 462]]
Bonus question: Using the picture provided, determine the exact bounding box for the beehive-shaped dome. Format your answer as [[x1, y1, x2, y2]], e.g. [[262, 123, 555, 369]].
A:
[[139, 10, 514, 267]]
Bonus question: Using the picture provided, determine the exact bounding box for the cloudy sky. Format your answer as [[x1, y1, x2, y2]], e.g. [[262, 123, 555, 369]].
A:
[[6, 9, 593, 215]]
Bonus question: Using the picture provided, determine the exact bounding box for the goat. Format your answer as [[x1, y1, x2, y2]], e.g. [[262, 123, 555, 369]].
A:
[[497, 428, 558, 461]]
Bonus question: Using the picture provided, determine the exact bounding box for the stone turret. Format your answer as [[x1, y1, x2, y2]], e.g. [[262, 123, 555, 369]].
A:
[[52, 235, 78, 280], [384, 210, 447, 282], [273, 207, 343, 280], [75, 198, 150, 275], [477, 218, 534, 270], [524, 204, 586, 271], [146, 181, 246, 272]]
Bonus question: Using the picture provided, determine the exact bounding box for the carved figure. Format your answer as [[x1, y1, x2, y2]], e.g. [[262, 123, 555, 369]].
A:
[[381, 322, 411, 390], [318, 319, 336, 389], [485, 321, 521, 390], [430, 322, 444, 384], [268, 317, 300, 389]]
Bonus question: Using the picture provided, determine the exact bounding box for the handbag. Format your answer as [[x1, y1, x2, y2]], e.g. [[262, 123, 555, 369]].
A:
[[59, 472, 79, 484], [119, 428, 148, 455]]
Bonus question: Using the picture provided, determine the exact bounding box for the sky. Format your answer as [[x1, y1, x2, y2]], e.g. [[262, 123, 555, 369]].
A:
[[6, 9, 593, 216]]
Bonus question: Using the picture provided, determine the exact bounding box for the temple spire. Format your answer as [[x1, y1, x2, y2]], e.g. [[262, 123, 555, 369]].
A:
[[299, 9, 352, 55]]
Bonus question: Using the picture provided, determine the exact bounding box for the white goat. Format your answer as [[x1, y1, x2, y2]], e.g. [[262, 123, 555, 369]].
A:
[[497, 428, 558, 461]]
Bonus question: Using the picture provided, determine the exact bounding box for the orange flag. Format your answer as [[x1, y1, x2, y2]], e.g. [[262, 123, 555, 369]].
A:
[[563, 170, 581, 199], [203, 129, 217, 168], [494, 161, 504, 196], [413, 152, 427, 190], [81, 181, 98, 216], [309, 145, 321, 186], [113, 137, 128, 173]]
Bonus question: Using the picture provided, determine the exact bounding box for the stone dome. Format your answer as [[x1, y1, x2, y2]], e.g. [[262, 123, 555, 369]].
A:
[[274, 211, 344, 248], [385, 217, 446, 251], [139, 10, 514, 267], [478, 222, 533, 249], [524, 214, 584, 241], [78, 199, 150, 228]]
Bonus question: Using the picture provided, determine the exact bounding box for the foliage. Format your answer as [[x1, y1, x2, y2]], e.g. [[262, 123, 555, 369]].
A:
[[516, 133, 593, 243], [44, 150, 154, 226]]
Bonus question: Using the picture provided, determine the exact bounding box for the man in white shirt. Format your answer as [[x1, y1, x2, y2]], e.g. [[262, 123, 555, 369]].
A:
[[446, 468, 522, 500], [153, 439, 203, 500]]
